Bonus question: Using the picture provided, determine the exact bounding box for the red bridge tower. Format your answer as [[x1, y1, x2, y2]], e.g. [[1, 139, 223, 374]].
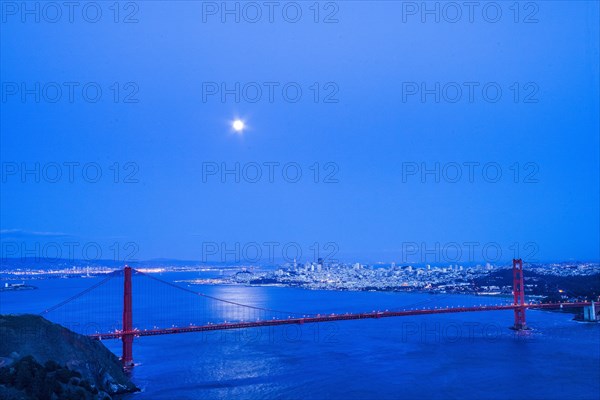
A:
[[122, 266, 134, 368], [512, 258, 527, 330]]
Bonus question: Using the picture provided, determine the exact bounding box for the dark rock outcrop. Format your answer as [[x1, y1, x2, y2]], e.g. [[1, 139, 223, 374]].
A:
[[0, 314, 138, 399]]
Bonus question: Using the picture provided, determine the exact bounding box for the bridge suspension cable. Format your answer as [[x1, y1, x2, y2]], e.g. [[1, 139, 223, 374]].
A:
[[39, 270, 121, 315], [135, 269, 313, 317]]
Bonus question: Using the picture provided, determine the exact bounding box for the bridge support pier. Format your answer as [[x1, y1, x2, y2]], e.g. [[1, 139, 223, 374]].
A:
[[511, 259, 529, 331], [583, 302, 597, 322], [122, 266, 134, 369]]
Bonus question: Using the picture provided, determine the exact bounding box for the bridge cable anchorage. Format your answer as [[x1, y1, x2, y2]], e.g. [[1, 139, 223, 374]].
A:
[[39, 270, 121, 315], [134, 269, 314, 317]]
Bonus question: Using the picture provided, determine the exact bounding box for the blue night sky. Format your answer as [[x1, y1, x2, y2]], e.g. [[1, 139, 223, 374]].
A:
[[1, 1, 599, 264]]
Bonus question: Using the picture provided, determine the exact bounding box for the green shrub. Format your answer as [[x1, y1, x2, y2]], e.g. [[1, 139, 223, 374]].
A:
[[78, 378, 93, 392], [0, 356, 100, 400], [55, 368, 71, 383], [0, 366, 13, 385], [44, 360, 60, 372], [53, 381, 64, 395]]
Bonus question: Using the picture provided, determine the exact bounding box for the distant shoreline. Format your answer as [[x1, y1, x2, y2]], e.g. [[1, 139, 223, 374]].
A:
[[0, 285, 37, 292]]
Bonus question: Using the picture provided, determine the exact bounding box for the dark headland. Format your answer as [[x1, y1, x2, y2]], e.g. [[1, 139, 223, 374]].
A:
[[0, 314, 138, 400]]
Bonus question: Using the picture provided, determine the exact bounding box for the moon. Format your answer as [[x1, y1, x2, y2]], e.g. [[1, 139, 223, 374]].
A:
[[232, 119, 245, 133]]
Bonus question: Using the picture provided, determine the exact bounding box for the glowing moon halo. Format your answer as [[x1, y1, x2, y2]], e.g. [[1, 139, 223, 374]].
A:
[[232, 119, 245, 132]]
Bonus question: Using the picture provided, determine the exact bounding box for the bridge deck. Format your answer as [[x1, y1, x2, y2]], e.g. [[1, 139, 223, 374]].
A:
[[89, 302, 591, 340]]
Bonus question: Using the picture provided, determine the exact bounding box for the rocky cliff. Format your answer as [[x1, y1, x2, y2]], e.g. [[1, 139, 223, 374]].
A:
[[0, 314, 138, 399]]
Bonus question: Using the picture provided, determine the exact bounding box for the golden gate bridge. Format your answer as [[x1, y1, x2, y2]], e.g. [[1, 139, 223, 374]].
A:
[[39, 259, 596, 369]]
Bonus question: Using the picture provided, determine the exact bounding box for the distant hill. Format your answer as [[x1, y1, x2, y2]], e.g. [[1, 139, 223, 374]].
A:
[[0, 257, 248, 269], [474, 270, 600, 300], [0, 315, 137, 399]]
